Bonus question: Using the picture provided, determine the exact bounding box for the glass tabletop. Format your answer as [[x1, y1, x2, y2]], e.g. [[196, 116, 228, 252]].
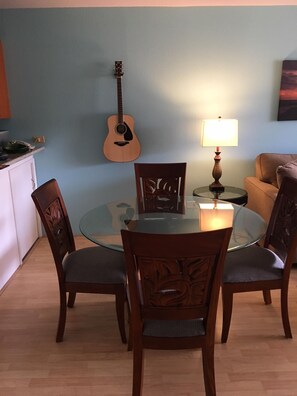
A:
[[79, 196, 267, 252]]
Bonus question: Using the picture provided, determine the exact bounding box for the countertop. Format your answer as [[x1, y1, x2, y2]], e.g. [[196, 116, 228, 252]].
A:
[[0, 146, 45, 170]]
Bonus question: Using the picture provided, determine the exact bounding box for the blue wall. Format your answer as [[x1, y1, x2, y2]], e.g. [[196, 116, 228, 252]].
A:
[[1, 6, 297, 233]]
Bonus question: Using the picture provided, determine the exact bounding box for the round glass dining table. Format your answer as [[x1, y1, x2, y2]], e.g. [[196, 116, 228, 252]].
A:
[[79, 196, 267, 252]]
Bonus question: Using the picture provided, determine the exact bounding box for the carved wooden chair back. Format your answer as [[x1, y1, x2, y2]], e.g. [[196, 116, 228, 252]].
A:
[[264, 175, 297, 269], [121, 228, 232, 396], [32, 178, 75, 282], [134, 162, 186, 214]]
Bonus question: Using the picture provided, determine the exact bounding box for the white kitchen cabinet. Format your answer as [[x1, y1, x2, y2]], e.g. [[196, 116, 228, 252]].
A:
[[0, 153, 40, 290], [0, 169, 21, 290], [9, 156, 39, 260]]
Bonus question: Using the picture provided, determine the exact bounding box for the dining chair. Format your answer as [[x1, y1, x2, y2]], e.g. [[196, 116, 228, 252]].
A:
[[121, 227, 232, 396], [221, 175, 297, 343], [134, 162, 186, 213], [31, 178, 127, 343]]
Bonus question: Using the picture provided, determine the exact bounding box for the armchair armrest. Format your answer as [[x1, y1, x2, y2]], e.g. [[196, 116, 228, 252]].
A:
[[244, 176, 278, 225]]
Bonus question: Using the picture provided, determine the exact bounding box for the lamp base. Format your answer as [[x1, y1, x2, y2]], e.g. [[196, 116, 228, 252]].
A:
[[209, 147, 225, 193], [209, 182, 225, 193]]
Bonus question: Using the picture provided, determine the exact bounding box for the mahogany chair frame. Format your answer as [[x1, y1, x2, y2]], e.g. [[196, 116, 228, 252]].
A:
[[134, 162, 186, 214], [32, 178, 127, 343], [221, 176, 297, 343], [121, 228, 232, 396]]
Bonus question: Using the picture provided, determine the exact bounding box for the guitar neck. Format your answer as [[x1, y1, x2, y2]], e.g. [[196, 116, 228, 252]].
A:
[[117, 77, 124, 124]]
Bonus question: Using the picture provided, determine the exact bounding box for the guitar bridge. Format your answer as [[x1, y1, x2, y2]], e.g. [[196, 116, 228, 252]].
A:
[[114, 141, 129, 147]]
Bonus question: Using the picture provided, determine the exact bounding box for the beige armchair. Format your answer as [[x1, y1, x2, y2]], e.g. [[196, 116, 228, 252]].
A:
[[244, 153, 297, 225]]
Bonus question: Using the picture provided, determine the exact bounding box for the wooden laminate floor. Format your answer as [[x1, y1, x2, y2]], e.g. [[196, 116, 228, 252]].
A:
[[1, 237, 297, 396]]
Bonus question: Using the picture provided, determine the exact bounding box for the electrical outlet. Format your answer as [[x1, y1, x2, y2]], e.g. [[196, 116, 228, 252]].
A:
[[33, 136, 46, 144]]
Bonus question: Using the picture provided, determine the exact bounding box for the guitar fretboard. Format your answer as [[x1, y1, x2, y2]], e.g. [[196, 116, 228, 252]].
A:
[[116, 76, 124, 124]]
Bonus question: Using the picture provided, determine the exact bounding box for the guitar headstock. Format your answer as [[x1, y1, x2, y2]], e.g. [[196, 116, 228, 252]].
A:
[[114, 61, 124, 78]]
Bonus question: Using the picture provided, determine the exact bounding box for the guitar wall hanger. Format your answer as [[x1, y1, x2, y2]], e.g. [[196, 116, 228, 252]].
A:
[[103, 60, 141, 162]]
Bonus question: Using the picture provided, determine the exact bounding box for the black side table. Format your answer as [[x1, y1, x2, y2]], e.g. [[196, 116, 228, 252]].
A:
[[193, 185, 248, 205]]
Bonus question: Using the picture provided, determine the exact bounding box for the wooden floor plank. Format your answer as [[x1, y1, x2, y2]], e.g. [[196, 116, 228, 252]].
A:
[[1, 237, 297, 395]]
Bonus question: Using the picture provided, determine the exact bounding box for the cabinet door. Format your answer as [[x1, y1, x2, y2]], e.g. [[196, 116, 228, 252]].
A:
[[0, 170, 20, 289], [9, 157, 39, 259]]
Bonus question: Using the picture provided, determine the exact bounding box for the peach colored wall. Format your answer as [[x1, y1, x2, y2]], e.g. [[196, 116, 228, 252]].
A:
[[1, 0, 297, 8]]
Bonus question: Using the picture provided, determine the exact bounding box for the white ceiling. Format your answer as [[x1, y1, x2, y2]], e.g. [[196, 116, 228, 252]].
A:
[[0, 0, 297, 8]]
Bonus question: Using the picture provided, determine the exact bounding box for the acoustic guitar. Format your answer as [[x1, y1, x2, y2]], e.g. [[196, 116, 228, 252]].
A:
[[103, 61, 141, 162]]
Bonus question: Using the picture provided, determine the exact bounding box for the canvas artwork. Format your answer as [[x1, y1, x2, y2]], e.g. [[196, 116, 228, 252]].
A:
[[278, 60, 297, 121]]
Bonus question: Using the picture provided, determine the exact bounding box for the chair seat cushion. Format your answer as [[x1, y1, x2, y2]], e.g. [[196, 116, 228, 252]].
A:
[[63, 246, 126, 284], [223, 245, 284, 283], [143, 319, 205, 337]]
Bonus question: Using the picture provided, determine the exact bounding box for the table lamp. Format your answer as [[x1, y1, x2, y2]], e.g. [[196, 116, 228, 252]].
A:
[[201, 117, 238, 193]]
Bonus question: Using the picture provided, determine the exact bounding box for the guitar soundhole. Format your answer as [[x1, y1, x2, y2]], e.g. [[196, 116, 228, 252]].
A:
[[116, 122, 133, 141], [116, 123, 127, 135]]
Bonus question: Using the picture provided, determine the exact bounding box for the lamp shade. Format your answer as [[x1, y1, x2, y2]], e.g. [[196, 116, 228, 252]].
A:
[[201, 118, 238, 147]]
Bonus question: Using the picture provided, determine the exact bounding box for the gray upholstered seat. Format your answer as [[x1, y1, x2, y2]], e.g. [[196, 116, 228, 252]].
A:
[[223, 246, 284, 283], [143, 319, 205, 338], [63, 247, 126, 284]]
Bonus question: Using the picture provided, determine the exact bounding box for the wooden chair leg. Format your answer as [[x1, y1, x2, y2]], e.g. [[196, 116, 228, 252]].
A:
[[202, 343, 216, 396], [115, 287, 127, 344], [125, 304, 132, 351], [125, 287, 132, 350], [56, 290, 67, 343], [221, 286, 233, 343], [132, 340, 144, 396], [281, 287, 292, 338], [127, 314, 133, 351], [262, 289, 272, 305], [67, 292, 76, 308]]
